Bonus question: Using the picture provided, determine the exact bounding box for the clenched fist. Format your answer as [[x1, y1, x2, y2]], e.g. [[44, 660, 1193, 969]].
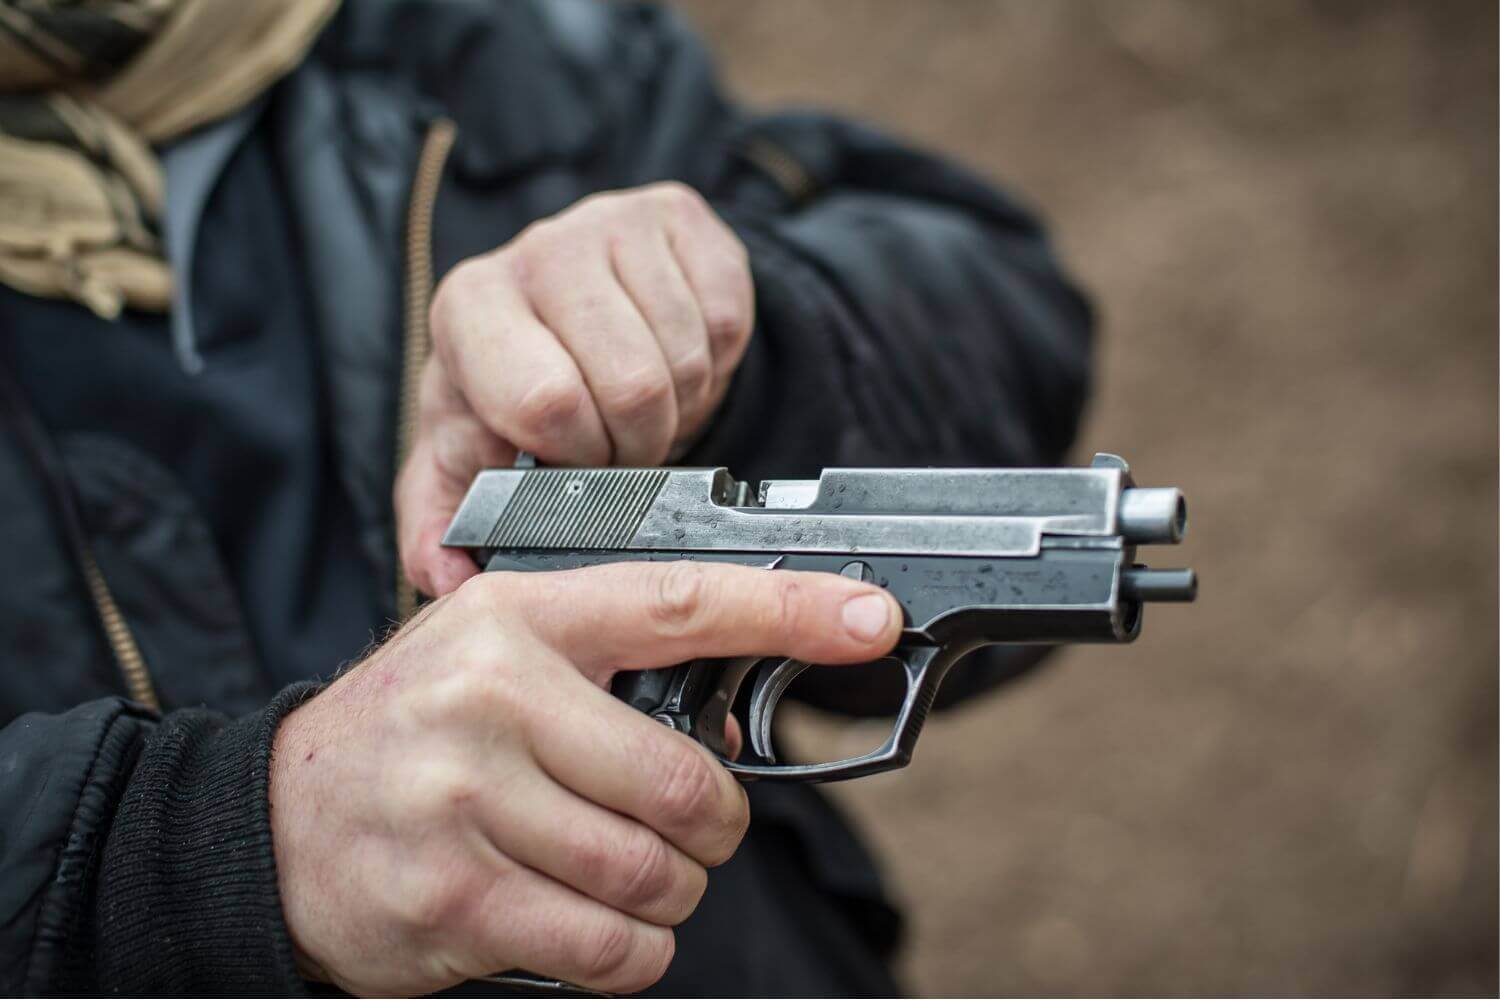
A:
[[269, 561, 901, 995], [397, 182, 755, 598]]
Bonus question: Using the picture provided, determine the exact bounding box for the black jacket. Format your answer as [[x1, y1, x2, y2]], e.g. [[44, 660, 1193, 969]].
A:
[[0, 1, 1092, 993]]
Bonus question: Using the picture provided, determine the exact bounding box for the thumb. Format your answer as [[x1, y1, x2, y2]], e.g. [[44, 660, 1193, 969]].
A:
[[396, 427, 514, 597]]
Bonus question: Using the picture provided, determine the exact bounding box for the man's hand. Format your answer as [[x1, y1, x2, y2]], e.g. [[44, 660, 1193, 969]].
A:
[[269, 561, 900, 995], [397, 182, 755, 598]]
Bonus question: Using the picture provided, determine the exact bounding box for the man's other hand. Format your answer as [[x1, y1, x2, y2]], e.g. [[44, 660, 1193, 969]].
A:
[[269, 561, 900, 995], [397, 182, 755, 598]]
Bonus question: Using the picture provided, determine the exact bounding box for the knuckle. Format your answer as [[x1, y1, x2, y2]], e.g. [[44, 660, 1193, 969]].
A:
[[573, 188, 622, 217], [701, 296, 750, 355], [390, 846, 498, 938], [651, 743, 721, 830], [457, 670, 508, 717], [764, 576, 802, 638], [498, 242, 539, 294], [648, 563, 710, 636], [621, 929, 675, 993], [514, 373, 589, 439], [410, 664, 513, 730], [507, 229, 565, 290], [599, 369, 673, 422], [669, 347, 713, 402], [668, 863, 708, 924], [409, 677, 470, 727], [650, 180, 706, 215], [516, 214, 565, 250], [575, 915, 638, 986], [613, 832, 676, 914], [653, 293, 701, 334], [651, 930, 677, 985], [566, 833, 613, 889], [400, 879, 464, 934], [453, 570, 506, 613]]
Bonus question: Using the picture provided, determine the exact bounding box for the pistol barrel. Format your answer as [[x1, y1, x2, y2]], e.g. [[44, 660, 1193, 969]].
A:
[[1118, 487, 1187, 544]]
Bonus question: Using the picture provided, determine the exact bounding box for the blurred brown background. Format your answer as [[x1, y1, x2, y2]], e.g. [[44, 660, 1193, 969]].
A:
[[672, 1, 1498, 995]]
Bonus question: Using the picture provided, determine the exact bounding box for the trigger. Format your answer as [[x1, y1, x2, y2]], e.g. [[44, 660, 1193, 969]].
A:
[[748, 658, 812, 763], [691, 655, 759, 757]]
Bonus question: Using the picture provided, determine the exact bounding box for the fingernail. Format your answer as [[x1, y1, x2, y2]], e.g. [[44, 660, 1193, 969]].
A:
[[842, 592, 893, 643]]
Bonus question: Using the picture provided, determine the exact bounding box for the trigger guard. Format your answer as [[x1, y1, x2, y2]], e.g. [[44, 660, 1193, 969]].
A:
[[747, 658, 812, 763]]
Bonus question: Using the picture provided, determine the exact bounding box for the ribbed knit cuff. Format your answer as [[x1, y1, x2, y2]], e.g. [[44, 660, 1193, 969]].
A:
[[96, 682, 322, 994]]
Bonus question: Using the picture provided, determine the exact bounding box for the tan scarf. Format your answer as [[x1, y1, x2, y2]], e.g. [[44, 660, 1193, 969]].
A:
[[0, 0, 339, 319]]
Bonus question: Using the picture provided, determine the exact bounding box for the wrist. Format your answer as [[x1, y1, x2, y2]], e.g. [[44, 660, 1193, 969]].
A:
[[267, 689, 335, 985]]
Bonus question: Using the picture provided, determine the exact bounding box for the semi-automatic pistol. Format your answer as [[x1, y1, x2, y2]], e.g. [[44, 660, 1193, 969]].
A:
[[443, 453, 1196, 782]]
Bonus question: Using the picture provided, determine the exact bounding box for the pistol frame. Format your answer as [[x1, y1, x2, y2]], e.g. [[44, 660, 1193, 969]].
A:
[[444, 453, 1195, 782]]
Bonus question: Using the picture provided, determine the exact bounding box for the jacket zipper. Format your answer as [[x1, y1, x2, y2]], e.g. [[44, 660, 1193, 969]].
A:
[[0, 362, 162, 710], [395, 117, 458, 622], [87, 117, 455, 695], [9, 120, 459, 705], [79, 546, 160, 710]]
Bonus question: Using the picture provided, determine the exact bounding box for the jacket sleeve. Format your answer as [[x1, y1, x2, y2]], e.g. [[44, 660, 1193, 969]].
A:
[[0, 687, 317, 994], [559, 2, 1095, 710]]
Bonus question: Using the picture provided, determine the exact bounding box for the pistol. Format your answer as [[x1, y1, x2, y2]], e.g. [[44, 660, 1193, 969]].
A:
[[443, 453, 1196, 782]]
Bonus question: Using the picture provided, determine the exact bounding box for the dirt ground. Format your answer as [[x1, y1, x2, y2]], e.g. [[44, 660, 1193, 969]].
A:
[[672, 2, 1498, 995]]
